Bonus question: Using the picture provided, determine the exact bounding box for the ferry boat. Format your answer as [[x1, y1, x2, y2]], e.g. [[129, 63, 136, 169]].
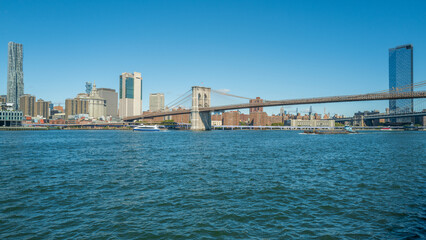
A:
[[381, 126, 392, 131], [133, 124, 161, 132], [303, 126, 357, 135]]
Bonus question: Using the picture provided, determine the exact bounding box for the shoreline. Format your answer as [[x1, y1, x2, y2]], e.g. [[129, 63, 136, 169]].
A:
[[1, 126, 424, 131]]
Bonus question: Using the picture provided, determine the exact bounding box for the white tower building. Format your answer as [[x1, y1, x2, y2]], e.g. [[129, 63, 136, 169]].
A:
[[119, 72, 143, 119]]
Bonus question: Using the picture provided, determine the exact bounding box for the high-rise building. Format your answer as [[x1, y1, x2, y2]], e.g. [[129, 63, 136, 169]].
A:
[[35, 99, 50, 119], [280, 107, 284, 116], [119, 72, 143, 119], [85, 82, 92, 94], [249, 97, 263, 114], [149, 93, 165, 112], [19, 94, 36, 117], [7, 42, 24, 110], [389, 44, 413, 122], [98, 88, 118, 117]]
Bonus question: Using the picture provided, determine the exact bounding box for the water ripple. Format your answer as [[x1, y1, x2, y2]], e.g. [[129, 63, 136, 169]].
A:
[[0, 130, 425, 239]]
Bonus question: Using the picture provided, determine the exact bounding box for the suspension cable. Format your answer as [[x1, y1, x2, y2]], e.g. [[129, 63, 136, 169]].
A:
[[211, 89, 253, 100], [166, 89, 191, 108]]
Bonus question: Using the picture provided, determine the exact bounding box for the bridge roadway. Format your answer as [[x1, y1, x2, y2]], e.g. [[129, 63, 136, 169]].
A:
[[124, 91, 426, 121], [334, 111, 426, 122]]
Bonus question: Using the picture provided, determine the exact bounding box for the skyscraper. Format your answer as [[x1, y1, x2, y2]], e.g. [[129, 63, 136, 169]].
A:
[[98, 88, 118, 117], [119, 72, 143, 119], [389, 44, 413, 122], [85, 82, 92, 94], [149, 93, 165, 112], [7, 42, 24, 110]]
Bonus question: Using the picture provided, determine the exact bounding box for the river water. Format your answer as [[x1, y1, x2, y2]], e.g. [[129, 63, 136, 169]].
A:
[[0, 130, 425, 239]]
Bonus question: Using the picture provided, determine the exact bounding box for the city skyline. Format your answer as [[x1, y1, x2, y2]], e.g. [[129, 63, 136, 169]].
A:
[[1, 0, 426, 116]]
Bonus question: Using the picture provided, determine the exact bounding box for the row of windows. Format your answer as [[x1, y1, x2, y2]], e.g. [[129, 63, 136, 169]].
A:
[[0, 116, 22, 120], [0, 111, 23, 121], [0, 111, 23, 116]]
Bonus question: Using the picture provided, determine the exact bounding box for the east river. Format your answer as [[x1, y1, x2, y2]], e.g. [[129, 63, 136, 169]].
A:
[[0, 130, 425, 239]]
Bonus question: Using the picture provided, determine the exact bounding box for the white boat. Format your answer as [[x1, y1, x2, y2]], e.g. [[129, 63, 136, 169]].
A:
[[133, 124, 161, 132], [381, 126, 392, 131]]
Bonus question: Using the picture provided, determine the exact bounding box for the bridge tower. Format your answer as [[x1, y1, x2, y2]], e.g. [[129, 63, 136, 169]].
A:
[[191, 86, 211, 130]]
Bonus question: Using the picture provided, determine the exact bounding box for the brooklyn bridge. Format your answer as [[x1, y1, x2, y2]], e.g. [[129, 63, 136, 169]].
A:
[[123, 84, 426, 130]]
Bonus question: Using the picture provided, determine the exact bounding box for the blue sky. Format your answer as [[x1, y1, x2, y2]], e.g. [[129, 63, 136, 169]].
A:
[[1, 0, 425, 116]]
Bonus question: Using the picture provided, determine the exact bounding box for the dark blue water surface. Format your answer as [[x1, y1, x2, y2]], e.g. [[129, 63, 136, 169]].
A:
[[0, 130, 425, 239]]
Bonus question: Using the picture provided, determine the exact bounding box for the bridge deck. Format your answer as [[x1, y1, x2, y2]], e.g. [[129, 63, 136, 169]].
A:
[[124, 91, 426, 121]]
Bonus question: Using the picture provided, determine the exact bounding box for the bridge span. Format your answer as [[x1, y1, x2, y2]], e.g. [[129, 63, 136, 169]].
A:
[[124, 90, 426, 129]]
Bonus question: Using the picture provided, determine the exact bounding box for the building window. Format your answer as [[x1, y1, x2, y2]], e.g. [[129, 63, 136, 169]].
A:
[[119, 76, 122, 99], [125, 78, 134, 99]]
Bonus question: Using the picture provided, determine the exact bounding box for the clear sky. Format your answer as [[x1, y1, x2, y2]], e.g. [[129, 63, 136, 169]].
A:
[[1, 0, 425, 116]]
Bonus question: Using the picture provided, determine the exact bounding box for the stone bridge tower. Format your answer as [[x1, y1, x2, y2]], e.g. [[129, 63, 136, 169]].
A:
[[191, 86, 211, 130]]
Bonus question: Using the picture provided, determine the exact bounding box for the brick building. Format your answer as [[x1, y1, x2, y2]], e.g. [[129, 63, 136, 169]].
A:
[[250, 112, 268, 126], [223, 111, 240, 125], [249, 97, 264, 114]]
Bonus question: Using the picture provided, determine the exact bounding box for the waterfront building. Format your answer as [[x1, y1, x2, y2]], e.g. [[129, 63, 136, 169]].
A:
[[0, 95, 6, 103], [223, 111, 240, 125], [98, 88, 118, 117], [239, 113, 250, 124], [119, 72, 142, 119], [86, 84, 106, 119], [65, 98, 89, 119], [250, 111, 268, 126], [35, 99, 50, 119], [7, 42, 24, 110], [19, 94, 36, 117], [249, 97, 263, 114], [290, 119, 335, 128], [211, 114, 223, 126], [149, 93, 165, 112], [65, 84, 106, 119], [389, 44, 413, 122], [269, 114, 284, 125], [0, 110, 23, 126], [170, 108, 190, 123]]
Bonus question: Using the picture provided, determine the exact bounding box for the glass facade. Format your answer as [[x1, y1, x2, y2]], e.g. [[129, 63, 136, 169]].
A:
[[125, 78, 134, 99], [389, 44, 413, 121], [7, 42, 24, 110], [119, 76, 122, 99]]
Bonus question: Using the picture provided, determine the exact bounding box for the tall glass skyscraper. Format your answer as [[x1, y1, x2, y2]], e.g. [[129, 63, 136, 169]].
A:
[[7, 42, 24, 110], [119, 72, 143, 118], [389, 44, 413, 121]]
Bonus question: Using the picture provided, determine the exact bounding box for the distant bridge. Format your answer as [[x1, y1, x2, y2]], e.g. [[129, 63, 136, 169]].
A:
[[124, 90, 426, 124]]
